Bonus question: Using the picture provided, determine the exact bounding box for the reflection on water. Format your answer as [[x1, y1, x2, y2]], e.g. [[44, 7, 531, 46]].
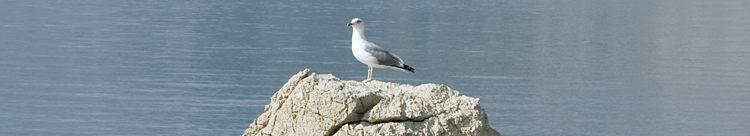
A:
[[1, 0, 749, 136]]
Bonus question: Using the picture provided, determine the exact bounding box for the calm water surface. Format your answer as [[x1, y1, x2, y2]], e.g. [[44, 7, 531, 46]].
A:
[[2, 0, 749, 136]]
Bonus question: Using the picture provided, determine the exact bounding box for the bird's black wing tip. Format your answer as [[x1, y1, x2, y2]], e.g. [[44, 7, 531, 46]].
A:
[[403, 64, 415, 73], [391, 64, 415, 73]]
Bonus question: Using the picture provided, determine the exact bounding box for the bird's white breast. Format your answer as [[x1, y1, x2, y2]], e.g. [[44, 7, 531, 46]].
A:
[[352, 41, 379, 67]]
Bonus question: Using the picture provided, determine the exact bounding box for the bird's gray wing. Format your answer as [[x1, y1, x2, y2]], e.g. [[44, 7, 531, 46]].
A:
[[364, 42, 403, 66]]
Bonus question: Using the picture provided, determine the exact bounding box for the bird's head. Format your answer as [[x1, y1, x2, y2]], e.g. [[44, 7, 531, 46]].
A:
[[347, 18, 364, 28]]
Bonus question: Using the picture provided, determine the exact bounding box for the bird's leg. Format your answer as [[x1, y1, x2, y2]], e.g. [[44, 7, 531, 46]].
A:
[[368, 67, 373, 81], [363, 67, 373, 83]]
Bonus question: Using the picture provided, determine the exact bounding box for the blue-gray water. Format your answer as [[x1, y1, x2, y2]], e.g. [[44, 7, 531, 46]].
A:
[[2, 0, 749, 136]]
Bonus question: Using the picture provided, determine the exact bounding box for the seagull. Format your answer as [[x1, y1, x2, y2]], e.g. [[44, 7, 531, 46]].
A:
[[347, 18, 414, 82]]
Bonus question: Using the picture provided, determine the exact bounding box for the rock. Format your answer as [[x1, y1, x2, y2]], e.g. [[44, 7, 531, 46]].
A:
[[242, 69, 501, 136]]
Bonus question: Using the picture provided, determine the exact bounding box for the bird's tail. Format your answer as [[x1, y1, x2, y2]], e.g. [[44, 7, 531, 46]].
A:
[[393, 64, 415, 73]]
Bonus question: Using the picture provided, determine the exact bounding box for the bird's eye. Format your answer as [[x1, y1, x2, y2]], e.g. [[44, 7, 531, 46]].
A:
[[356, 20, 361, 23]]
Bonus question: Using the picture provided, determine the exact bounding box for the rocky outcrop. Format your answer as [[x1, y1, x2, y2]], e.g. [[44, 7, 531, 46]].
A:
[[242, 69, 501, 136]]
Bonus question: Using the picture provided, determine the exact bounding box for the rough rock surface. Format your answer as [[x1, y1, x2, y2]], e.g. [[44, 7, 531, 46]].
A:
[[242, 69, 501, 136]]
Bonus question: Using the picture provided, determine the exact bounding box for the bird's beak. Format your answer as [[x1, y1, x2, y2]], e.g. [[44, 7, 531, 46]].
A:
[[347, 23, 352, 27]]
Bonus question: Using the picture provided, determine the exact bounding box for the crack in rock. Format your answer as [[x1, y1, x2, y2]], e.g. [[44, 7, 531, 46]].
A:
[[324, 94, 382, 136], [353, 115, 433, 125]]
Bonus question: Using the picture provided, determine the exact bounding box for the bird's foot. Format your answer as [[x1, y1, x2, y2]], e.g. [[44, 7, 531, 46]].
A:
[[362, 79, 373, 83]]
